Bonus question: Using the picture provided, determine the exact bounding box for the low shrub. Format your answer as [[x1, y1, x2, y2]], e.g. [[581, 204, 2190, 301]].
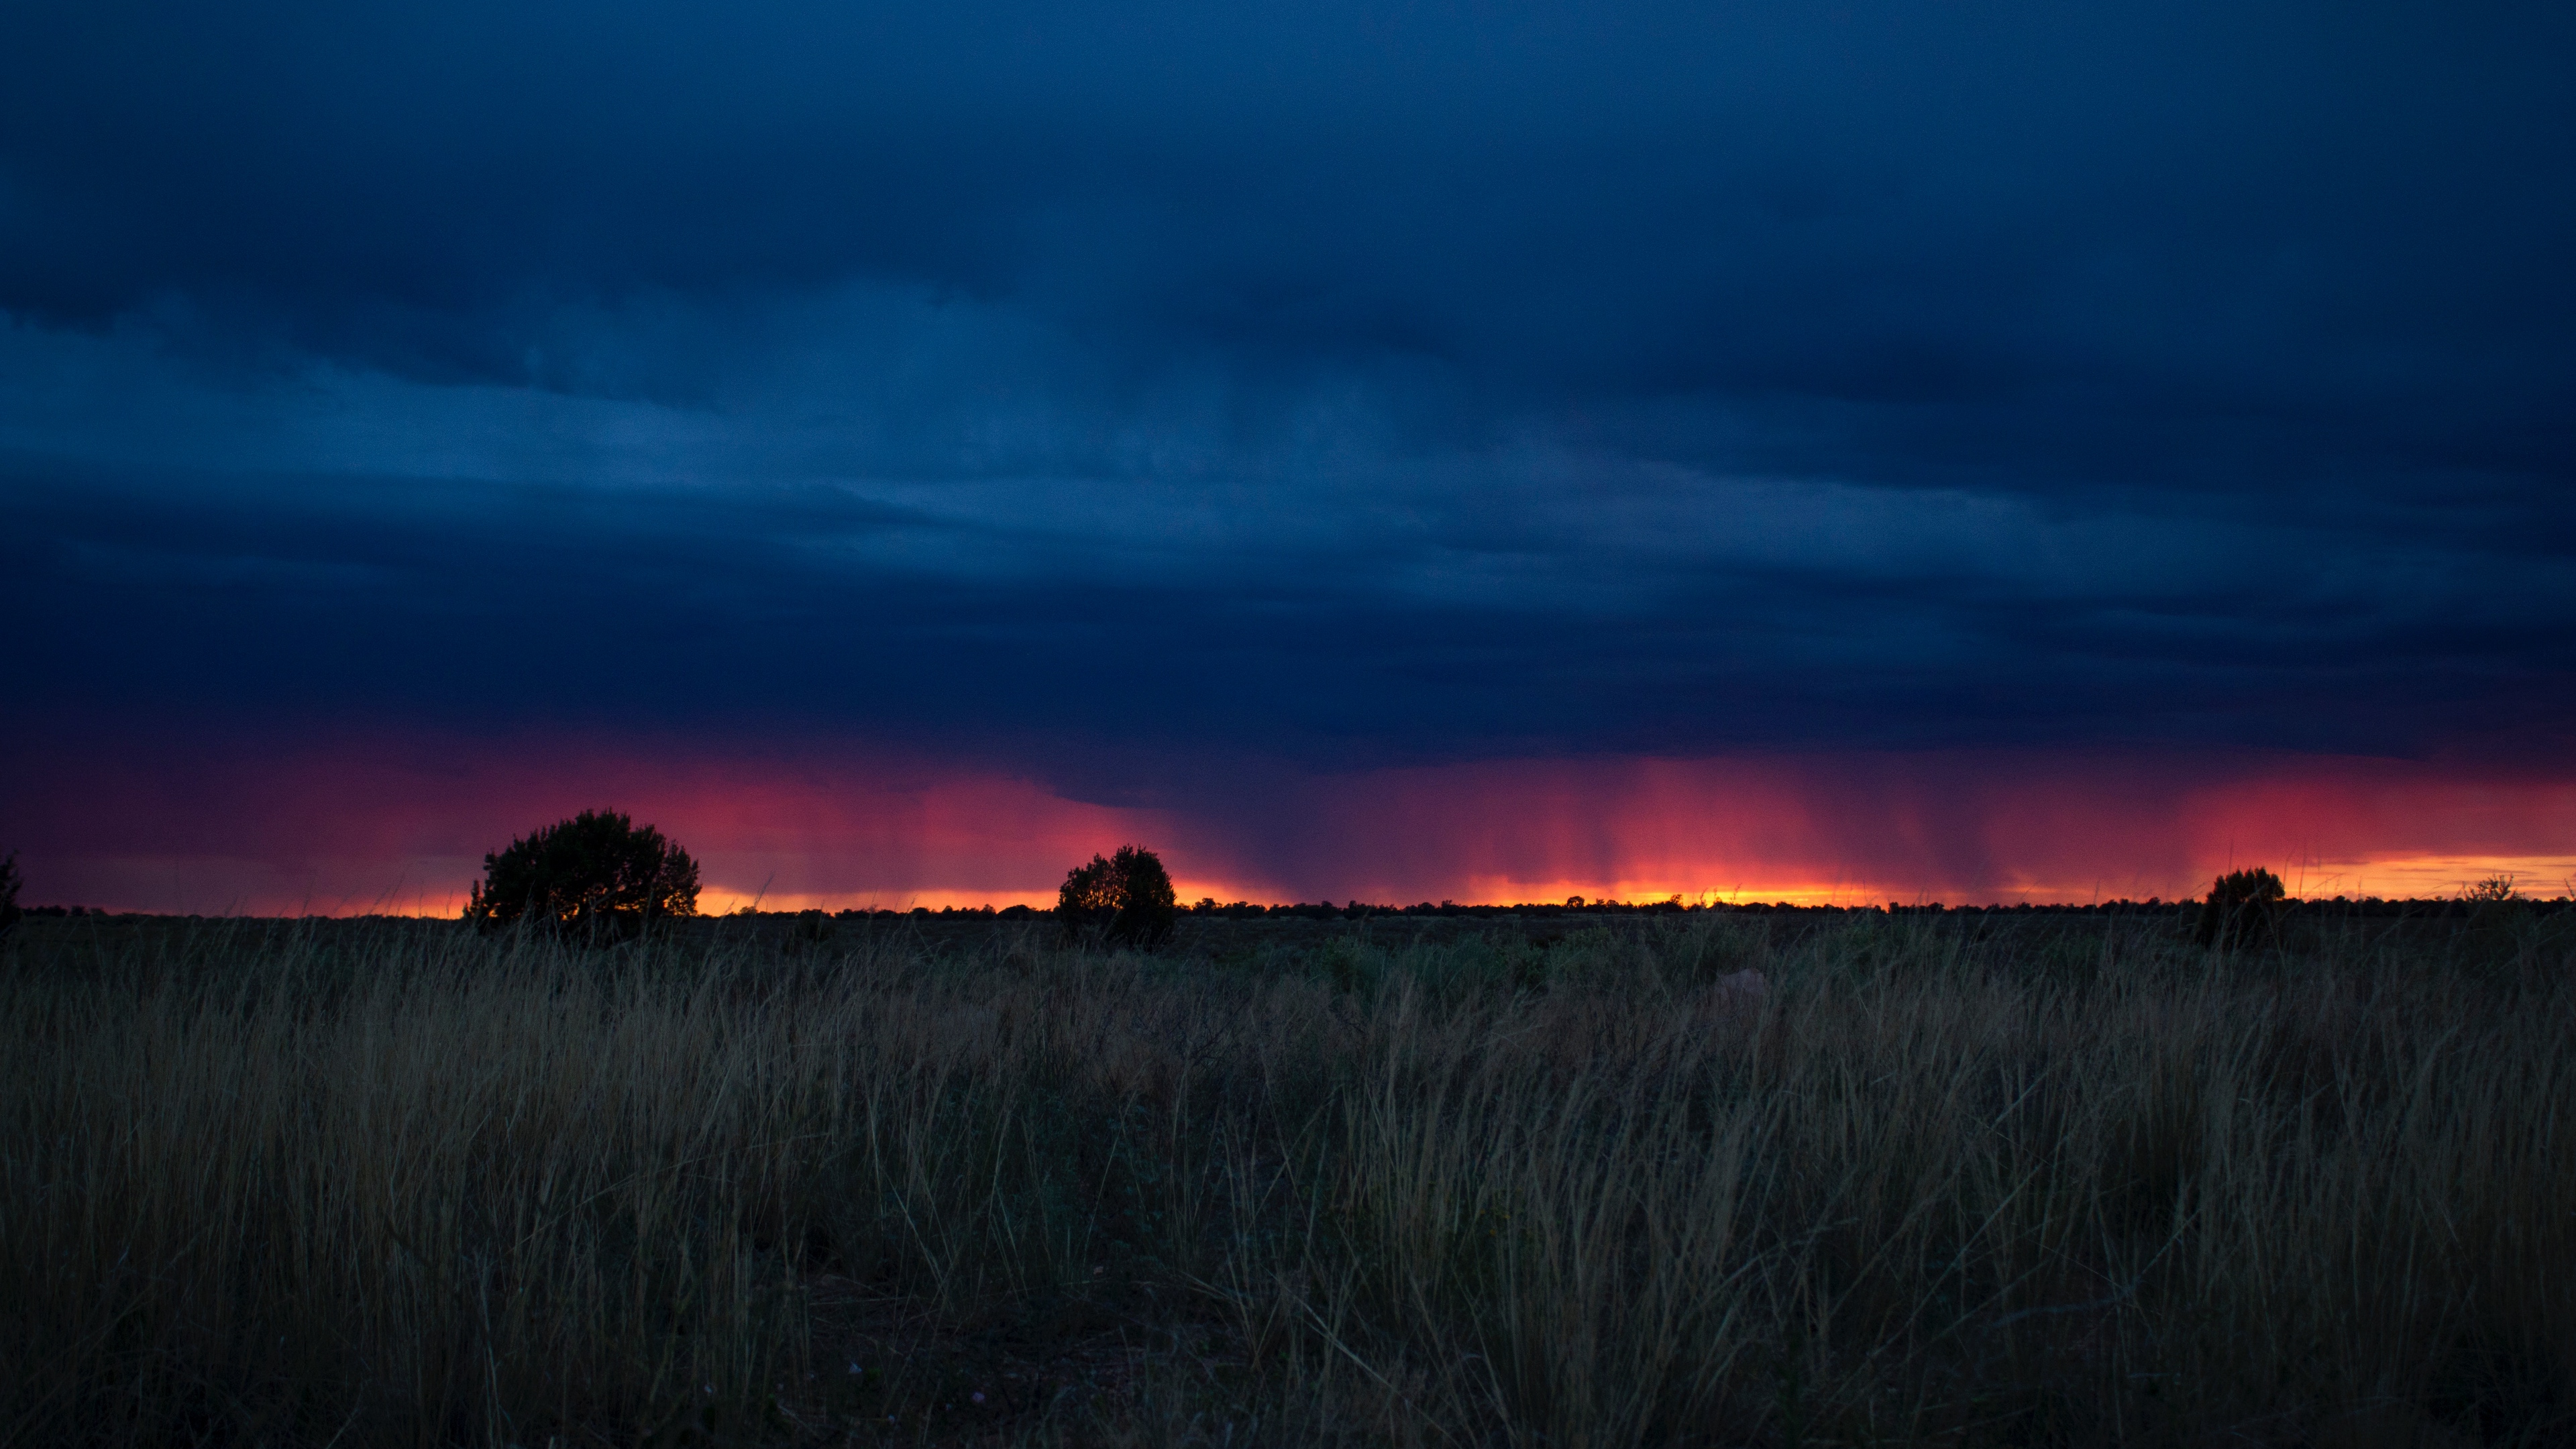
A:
[[2196, 866, 2287, 950], [2465, 874, 2519, 903]]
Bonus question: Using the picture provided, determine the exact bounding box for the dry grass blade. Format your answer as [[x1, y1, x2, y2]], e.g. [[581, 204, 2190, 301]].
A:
[[1, 906, 2569, 1446]]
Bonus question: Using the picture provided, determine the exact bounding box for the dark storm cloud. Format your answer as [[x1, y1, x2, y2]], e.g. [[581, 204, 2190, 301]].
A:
[[14, 1, 2572, 425], [4, 0, 2573, 788]]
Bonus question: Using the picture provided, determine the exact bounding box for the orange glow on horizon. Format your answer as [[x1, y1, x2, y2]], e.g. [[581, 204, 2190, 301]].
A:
[[142, 852, 2576, 922], [13, 737, 2575, 916]]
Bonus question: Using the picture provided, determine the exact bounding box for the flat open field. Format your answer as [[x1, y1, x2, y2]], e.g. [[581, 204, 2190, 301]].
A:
[[5, 907, 2572, 1446]]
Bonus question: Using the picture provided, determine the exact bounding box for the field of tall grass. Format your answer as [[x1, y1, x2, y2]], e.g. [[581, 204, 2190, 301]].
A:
[[4, 906, 2571, 1447]]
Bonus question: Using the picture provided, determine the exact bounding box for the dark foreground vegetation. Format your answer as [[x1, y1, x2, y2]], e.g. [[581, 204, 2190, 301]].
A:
[[5, 906, 2573, 1447]]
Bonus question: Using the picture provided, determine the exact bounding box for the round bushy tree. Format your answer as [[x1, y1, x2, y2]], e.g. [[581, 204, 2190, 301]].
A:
[[2195, 867, 2286, 951], [464, 810, 700, 940], [1056, 845, 1177, 949]]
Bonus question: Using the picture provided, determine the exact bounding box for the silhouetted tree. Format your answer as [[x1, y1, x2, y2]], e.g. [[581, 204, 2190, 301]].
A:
[[0, 851, 21, 941], [1057, 845, 1177, 949], [464, 810, 700, 941], [2195, 867, 2286, 951]]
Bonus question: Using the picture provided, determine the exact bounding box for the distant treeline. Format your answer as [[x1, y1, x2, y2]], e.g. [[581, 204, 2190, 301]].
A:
[[25, 897, 2555, 918], [25, 896, 2562, 923], [868, 895, 2571, 921]]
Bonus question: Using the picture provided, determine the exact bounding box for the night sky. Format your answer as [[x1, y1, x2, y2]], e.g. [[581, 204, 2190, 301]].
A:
[[5, 1, 2573, 911]]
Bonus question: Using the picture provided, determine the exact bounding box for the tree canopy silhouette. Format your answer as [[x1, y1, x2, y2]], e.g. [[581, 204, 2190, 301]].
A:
[[1057, 845, 1178, 949], [2195, 867, 2286, 951], [464, 810, 700, 940], [0, 851, 21, 942]]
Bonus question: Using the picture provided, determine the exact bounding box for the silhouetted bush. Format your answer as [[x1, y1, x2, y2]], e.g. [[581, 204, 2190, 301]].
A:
[[1057, 845, 1177, 949], [0, 851, 20, 941], [2196, 867, 2287, 951], [464, 810, 700, 941]]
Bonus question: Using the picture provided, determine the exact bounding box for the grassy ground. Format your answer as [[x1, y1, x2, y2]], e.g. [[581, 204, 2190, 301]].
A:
[[3, 906, 2571, 1446]]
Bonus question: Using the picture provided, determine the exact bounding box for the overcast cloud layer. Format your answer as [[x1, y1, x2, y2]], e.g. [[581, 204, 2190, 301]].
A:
[[5, 1, 2573, 898]]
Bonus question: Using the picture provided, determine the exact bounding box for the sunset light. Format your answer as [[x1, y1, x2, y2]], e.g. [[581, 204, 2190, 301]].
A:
[[10, 736, 2569, 914], [8, 3, 2573, 1440]]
